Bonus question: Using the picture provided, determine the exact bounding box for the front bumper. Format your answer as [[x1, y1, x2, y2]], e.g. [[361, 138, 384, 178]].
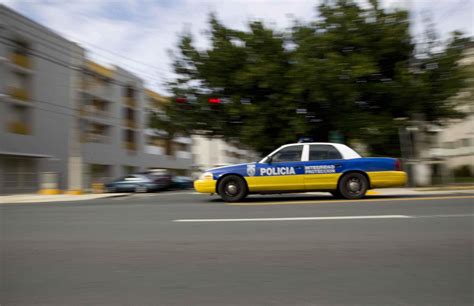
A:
[[194, 179, 217, 193]]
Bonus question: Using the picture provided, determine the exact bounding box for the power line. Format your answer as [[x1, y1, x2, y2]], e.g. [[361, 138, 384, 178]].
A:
[[0, 27, 167, 85], [0, 42, 166, 95], [1, 12, 171, 76], [3, 93, 158, 133], [0, 36, 161, 89], [0, 40, 162, 123]]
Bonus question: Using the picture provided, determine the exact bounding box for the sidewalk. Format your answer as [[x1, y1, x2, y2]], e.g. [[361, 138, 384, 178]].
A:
[[0, 193, 128, 204], [368, 187, 474, 196]]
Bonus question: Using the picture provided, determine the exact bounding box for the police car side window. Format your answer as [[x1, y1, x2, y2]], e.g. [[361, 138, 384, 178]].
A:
[[272, 146, 303, 163], [309, 145, 342, 160]]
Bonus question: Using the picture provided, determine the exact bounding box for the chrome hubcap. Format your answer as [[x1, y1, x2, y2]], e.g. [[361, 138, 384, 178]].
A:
[[226, 183, 238, 195], [348, 178, 361, 193]]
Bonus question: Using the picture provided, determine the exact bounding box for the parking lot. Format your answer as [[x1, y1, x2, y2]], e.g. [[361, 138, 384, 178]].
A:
[[2, 191, 473, 305]]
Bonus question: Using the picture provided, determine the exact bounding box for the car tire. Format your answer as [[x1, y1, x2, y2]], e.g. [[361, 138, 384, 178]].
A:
[[330, 190, 342, 198], [135, 185, 148, 193], [217, 175, 248, 202], [338, 172, 368, 200]]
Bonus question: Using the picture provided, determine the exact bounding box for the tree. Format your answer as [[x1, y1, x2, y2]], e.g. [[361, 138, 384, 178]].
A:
[[164, 0, 471, 156]]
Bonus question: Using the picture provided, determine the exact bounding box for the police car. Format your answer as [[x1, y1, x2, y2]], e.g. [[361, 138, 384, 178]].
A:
[[194, 142, 407, 202]]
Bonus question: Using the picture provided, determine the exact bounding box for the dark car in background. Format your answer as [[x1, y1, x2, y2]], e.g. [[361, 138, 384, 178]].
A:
[[170, 176, 194, 190], [105, 174, 169, 193]]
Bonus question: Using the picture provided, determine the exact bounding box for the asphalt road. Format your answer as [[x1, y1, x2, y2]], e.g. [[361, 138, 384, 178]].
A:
[[1, 191, 473, 306]]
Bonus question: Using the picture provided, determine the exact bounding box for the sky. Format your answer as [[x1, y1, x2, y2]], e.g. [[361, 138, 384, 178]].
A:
[[1, 0, 472, 94]]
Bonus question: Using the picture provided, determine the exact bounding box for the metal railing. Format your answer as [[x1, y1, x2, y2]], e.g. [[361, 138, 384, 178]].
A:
[[7, 121, 30, 135], [7, 87, 30, 101], [11, 53, 31, 68]]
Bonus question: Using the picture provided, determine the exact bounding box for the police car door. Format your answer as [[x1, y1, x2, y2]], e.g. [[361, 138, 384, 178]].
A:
[[253, 145, 305, 191], [303, 144, 344, 190]]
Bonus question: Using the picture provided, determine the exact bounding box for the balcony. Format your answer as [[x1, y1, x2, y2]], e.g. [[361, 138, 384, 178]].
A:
[[124, 97, 136, 108], [86, 60, 114, 79], [83, 81, 114, 101], [82, 133, 110, 144], [145, 145, 165, 155], [11, 53, 31, 69], [8, 87, 30, 102], [174, 136, 192, 145], [80, 106, 110, 120], [123, 142, 137, 151], [8, 121, 30, 135], [176, 151, 192, 159]]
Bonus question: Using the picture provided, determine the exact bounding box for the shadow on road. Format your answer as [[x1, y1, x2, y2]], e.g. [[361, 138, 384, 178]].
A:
[[207, 193, 463, 204]]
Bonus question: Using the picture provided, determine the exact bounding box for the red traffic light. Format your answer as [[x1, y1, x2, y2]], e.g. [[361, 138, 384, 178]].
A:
[[208, 98, 221, 104], [176, 97, 187, 103]]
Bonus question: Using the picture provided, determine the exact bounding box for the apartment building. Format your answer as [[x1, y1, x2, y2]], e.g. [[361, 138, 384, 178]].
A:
[[143, 89, 193, 170], [0, 5, 192, 194], [0, 5, 85, 194], [429, 43, 474, 176]]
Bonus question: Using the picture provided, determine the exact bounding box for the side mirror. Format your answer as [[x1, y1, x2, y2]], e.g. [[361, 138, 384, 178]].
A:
[[266, 155, 273, 164]]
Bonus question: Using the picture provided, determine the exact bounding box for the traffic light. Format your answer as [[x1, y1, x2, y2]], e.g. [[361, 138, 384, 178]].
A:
[[208, 97, 221, 104]]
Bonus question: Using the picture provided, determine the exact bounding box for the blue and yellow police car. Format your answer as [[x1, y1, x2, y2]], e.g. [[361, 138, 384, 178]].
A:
[[194, 142, 407, 202]]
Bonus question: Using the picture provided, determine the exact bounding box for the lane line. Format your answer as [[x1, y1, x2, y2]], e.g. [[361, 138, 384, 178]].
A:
[[227, 195, 474, 206], [174, 215, 412, 222], [173, 213, 474, 223], [416, 213, 474, 218]]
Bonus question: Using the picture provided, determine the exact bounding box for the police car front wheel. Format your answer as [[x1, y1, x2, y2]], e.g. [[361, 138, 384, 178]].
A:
[[218, 175, 248, 202]]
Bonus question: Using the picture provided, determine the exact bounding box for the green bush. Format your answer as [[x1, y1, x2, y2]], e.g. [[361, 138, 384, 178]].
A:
[[453, 165, 473, 178]]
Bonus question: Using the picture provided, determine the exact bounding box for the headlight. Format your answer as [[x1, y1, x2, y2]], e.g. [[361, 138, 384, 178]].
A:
[[199, 172, 213, 180]]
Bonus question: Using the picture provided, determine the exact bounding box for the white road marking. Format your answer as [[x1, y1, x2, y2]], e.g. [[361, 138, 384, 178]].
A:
[[173, 213, 474, 223], [173, 215, 412, 222], [417, 214, 474, 218]]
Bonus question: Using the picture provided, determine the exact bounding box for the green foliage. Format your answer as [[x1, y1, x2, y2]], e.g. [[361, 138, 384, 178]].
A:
[[163, 0, 471, 156], [453, 165, 473, 178]]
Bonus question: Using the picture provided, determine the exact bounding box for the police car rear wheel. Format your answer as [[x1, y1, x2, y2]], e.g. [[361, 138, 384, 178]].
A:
[[218, 175, 247, 202], [338, 173, 368, 199]]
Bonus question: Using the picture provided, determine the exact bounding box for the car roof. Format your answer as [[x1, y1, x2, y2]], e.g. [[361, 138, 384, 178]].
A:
[[261, 142, 361, 161], [283, 142, 342, 146]]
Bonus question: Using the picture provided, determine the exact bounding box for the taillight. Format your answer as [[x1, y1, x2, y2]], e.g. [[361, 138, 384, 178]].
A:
[[395, 159, 402, 171]]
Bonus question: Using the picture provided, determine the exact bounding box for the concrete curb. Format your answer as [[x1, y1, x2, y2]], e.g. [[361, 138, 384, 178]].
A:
[[0, 193, 130, 204]]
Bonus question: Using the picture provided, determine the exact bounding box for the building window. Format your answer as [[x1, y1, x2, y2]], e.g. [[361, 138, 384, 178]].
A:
[[2, 157, 38, 192], [13, 40, 29, 56], [147, 136, 166, 147], [123, 165, 137, 175], [7, 105, 31, 135], [124, 86, 135, 98], [89, 164, 112, 184]]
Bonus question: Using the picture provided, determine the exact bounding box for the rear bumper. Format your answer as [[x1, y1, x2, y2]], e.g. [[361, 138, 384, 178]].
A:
[[368, 171, 407, 188], [194, 179, 217, 193]]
